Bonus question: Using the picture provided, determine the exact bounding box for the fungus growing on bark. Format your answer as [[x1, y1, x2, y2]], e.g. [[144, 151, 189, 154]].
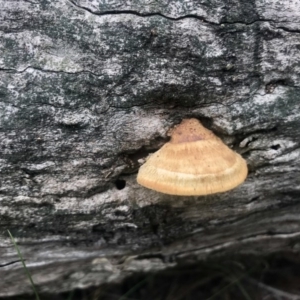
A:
[[137, 118, 248, 196]]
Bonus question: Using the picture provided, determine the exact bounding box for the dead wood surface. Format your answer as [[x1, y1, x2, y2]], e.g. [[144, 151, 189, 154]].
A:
[[1, 0, 300, 296]]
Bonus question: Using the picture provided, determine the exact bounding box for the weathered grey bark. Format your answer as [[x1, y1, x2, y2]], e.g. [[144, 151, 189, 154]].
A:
[[1, 0, 300, 297]]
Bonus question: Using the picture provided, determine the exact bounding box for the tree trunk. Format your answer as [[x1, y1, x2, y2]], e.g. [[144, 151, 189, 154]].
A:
[[1, 0, 300, 296]]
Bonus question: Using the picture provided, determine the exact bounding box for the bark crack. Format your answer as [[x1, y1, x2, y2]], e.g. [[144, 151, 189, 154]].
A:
[[68, 0, 300, 31], [68, 0, 217, 25], [0, 66, 102, 77], [175, 230, 300, 258], [0, 260, 24, 268], [276, 26, 300, 34]]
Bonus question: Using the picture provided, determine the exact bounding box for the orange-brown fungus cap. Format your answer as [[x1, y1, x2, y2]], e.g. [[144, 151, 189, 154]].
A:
[[137, 118, 248, 196]]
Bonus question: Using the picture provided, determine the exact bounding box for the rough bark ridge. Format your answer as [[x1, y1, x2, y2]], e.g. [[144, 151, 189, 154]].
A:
[[1, 0, 300, 296]]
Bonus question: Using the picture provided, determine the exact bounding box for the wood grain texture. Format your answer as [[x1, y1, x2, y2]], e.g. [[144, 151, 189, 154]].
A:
[[0, 0, 300, 296]]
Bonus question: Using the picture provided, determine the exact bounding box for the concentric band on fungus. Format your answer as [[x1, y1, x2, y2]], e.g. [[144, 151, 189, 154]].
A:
[[137, 118, 248, 196]]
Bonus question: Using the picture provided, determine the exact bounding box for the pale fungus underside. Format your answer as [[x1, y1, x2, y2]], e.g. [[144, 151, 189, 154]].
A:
[[137, 119, 248, 196]]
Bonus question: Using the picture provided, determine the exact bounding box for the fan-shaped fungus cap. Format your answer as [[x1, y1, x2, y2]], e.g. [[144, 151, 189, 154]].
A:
[[137, 118, 248, 196]]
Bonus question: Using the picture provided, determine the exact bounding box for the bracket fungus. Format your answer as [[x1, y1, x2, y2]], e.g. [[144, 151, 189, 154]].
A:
[[137, 118, 248, 196]]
